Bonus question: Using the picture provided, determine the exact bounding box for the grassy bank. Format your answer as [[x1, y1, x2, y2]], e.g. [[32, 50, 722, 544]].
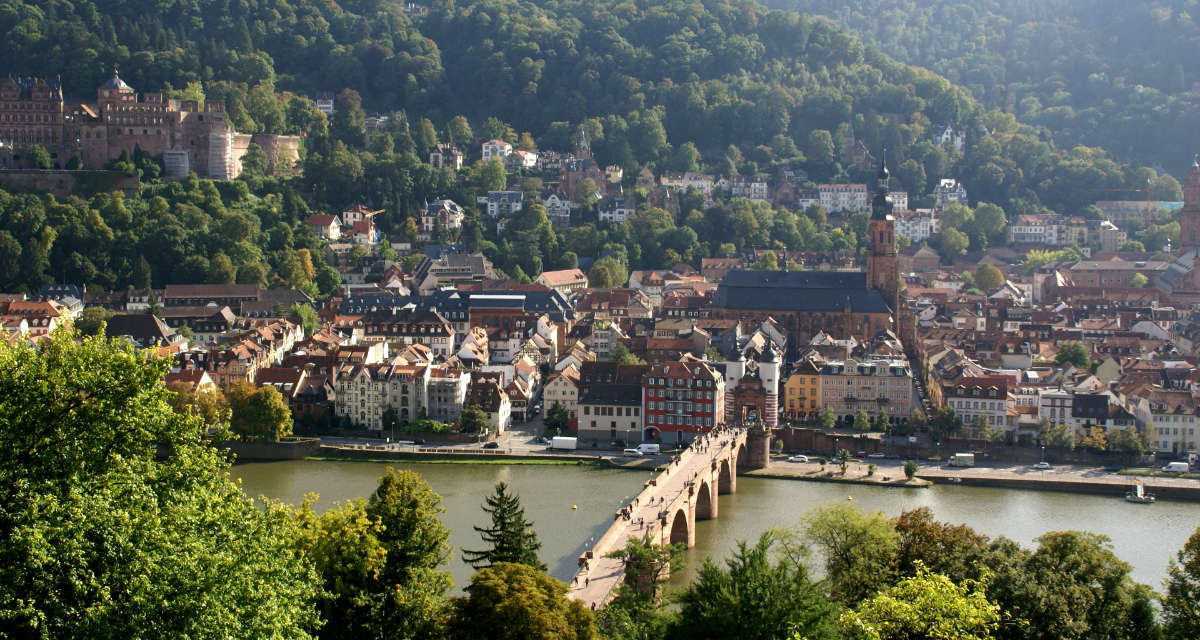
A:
[[305, 454, 610, 467]]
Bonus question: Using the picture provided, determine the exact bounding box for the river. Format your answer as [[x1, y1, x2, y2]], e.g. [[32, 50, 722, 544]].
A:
[[230, 459, 1200, 590]]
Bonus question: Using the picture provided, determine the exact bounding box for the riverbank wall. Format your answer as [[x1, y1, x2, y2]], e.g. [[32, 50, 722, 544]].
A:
[[220, 438, 322, 461], [919, 473, 1200, 502], [308, 445, 610, 465]]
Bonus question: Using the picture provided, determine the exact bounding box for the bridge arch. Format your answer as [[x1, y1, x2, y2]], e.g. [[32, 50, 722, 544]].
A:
[[718, 458, 734, 494], [668, 508, 691, 546], [735, 442, 748, 470], [695, 479, 715, 520]]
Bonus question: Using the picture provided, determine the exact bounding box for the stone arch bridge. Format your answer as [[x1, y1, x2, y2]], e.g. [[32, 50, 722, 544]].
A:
[[569, 426, 771, 610]]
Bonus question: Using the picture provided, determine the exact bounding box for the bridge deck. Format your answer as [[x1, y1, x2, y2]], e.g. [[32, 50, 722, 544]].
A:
[[568, 428, 744, 610]]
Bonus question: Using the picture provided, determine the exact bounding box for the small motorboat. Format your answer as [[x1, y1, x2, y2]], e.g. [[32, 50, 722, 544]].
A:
[[1125, 478, 1156, 504]]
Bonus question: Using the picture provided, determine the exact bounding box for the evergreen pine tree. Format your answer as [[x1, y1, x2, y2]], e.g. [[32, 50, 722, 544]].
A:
[[462, 482, 545, 571]]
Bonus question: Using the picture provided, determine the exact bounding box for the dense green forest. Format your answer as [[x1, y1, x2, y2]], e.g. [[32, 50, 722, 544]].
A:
[[766, 0, 1200, 175]]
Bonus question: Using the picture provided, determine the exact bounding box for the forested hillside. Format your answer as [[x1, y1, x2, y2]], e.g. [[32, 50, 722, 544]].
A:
[[766, 0, 1200, 174], [0, 0, 1187, 293]]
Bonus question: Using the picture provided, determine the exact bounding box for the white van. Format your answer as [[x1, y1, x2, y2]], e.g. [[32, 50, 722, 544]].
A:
[[1162, 461, 1191, 473], [637, 443, 660, 455], [623, 448, 642, 457]]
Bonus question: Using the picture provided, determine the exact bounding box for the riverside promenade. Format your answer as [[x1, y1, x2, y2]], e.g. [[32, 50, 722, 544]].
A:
[[568, 428, 759, 610]]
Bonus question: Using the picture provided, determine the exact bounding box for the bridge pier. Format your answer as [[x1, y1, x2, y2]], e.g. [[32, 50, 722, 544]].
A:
[[715, 458, 735, 495], [745, 424, 773, 469]]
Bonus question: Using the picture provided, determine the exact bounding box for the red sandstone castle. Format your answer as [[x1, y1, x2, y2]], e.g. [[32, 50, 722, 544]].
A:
[[0, 69, 298, 179]]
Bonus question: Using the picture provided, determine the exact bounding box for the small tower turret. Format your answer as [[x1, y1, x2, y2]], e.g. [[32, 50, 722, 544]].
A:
[[723, 347, 745, 424], [759, 342, 781, 428]]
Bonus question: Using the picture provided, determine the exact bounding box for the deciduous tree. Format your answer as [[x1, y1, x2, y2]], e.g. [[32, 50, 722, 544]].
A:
[[450, 563, 595, 640], [459, 405, 488, 434], [803, 503, 899, 605], [0, 329, 320, 638], [840, 567, 1000, 640], [544, 402, 570, 436], [228, 381, 294, 440], [1164, 526, 1200, 640], [365, 468, 453, 639]]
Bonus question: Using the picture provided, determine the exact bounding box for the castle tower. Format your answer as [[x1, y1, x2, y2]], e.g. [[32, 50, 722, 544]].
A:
[[866, 155, 900, 323], [759, 342, 780, 429], [1180, 158, 1200, 253]]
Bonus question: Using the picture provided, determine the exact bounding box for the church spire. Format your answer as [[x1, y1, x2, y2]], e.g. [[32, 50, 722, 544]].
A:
[[871, 150, 892, 220]]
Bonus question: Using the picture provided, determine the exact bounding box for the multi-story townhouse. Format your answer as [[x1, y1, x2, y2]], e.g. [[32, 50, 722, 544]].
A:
[[543, 363, 581, 426], [334, 362, 429, 430], [818, 183, 869, 212], [359, 308, 455, 359], [426, 366, 470, 423], [1144, 389, 1198, 455], [819, 357, 915, 426], [642, 358, 725, 444], [942, 375, 1010, 434]]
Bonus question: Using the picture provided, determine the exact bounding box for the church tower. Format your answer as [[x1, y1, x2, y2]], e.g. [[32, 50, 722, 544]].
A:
[[576, 129, 591, 160], [867, 156, 900, 322], [1180, 157, 1200, 253]]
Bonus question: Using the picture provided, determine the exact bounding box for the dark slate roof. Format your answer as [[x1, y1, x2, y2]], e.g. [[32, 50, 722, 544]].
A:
[[340, 288, 574, 322], [713, 270, 890, 314], [579, 384, 643, 406], [1071, 394, 1110, 420], [99, 71, 132, 91], [104, 313, 173, 346], [37, 283, 84, 300]]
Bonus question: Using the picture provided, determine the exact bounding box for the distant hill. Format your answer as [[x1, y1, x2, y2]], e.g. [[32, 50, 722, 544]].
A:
[[0, 0, 1172, 216], [766, 0, 1200, 175]]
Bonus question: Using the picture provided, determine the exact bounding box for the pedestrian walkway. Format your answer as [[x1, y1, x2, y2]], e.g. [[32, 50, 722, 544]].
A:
[[568, 428, 749, 610]]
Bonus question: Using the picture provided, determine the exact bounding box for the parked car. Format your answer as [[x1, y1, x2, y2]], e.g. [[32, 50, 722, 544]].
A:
[[413, 438, 426, 446], [1032, 461, 1052, 470], [867, 452, 886, 459], [787, 455, 809, 463], [483, 442, 500, 449], [623, 448, 642, 457]]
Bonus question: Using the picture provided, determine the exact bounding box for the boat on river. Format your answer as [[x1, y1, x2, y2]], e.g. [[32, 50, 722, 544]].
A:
[[1125, 478, 1156, 504]]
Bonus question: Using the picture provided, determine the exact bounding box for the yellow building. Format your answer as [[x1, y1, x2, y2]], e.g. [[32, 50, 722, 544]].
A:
[[783, 359, 822, 419]]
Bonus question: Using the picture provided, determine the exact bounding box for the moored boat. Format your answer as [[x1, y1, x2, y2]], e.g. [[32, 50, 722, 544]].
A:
[[1125, 477, 1156, 504]]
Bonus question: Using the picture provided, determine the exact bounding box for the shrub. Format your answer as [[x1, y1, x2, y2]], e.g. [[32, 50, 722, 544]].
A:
[[904, 460, 919, 480]]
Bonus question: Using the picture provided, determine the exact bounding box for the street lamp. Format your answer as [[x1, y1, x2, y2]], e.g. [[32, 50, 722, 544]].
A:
[[1040, 445, 1045, 463]]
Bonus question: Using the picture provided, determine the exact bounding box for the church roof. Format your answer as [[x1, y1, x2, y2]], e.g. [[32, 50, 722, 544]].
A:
[[714, 270, 891, 314]]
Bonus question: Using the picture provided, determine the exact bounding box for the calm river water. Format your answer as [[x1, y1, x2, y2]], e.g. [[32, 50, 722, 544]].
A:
[[231, 460, 1200, 590]]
